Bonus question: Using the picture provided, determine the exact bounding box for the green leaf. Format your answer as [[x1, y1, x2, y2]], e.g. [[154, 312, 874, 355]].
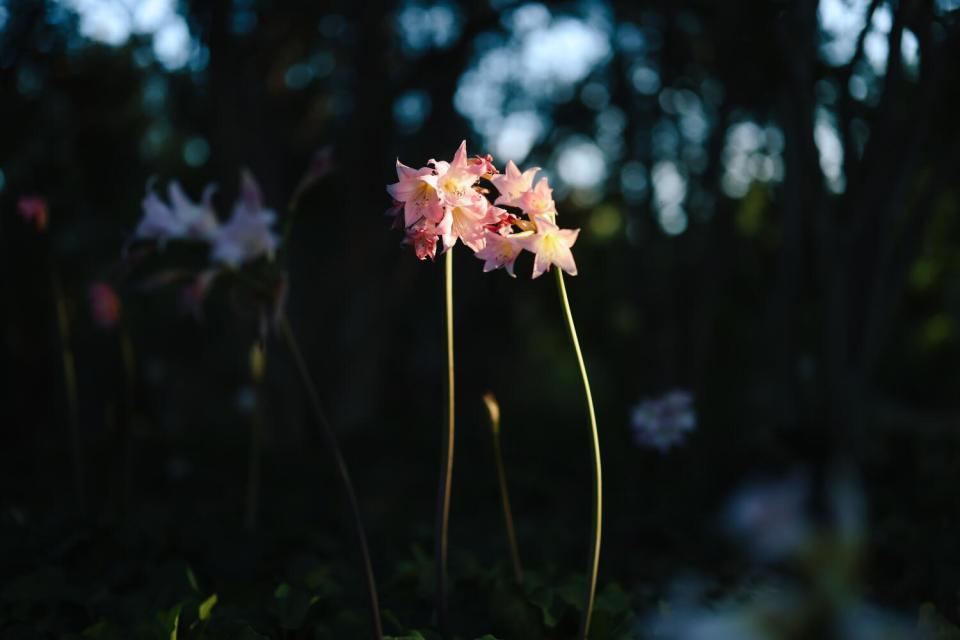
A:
[[235, 627, 270, 640], [919, 603, 960, 640], [169, 611, 180, 640], [273, 582, 314, 630], [81, 620, 110, 638], [185, 567, 200, 593], [198, 593, 218, 621], [527, 588, 558, 628]]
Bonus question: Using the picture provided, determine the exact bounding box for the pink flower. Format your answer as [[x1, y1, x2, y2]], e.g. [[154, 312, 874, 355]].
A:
[[425, 141, 490, 216], [490, 160, 540, 208], [386, 161, 444, 227], [515, 217, 580, 278], [474, 229, 529, 277], [405, 220, 441, 261], [389, 141, 502, 258], [88, 282, 121, 330], [135, 179, 218, 245], [17, 196, 49, 231], [439, 198, 503, 253], [471, 153, 498, 177], [518, 177, 557, 219], [210, 171, 279, 268]]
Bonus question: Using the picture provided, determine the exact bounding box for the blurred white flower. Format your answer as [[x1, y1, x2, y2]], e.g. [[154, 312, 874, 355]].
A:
[[838, 601, 926, 640], [135, 179, 218, 245], [723, 470, 811, 562], [210, 170, 280, 268], [630, 389, 696, 452], [643, 580, 799, 640]]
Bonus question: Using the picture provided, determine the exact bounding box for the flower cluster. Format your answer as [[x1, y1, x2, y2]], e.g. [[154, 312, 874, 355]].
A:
[[133, 170, 279, 269], [386, 141, 580, 278], [630, 389, 697, 452]]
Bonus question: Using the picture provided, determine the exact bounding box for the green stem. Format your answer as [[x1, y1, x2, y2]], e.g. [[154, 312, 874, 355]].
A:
[[485, 395, 523, 585], [119, 323, 136, 514], [435, 248, 455, 635], [50, 262, 85, 515], [279, 317, 383, 640], [555, 269, 601, 640], [244, 342, 264, 532], [243, 399, 263, 531]]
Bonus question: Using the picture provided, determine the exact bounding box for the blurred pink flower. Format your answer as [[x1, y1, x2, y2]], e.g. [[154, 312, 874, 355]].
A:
[[17, 196, 49, 231], [88, 282, 121, 330]]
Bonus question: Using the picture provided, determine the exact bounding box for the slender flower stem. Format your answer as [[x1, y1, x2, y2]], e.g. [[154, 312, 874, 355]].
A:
[[435, 248, 455, 636], [554, 269, 602, 640], [243, 400, 263, 531], [278, 317, 383, 640], [483, 393, 523, 585], [50, 262, 85, 515], [244, 342, 266, 531], [118, 323, 137, 514], [243, 407, 262, 531]]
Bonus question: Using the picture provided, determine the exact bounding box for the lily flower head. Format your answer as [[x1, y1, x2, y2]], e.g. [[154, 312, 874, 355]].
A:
[[490, 160, 540, 208], [405, 218, 441, 261], [386, 145, 583, 278], [519, 177, 557, 222], [386, 161, 444, 227], [210, 171, 279, 268], [514, 216, 580, 279], [474, 229, 530, 277], [472, 153, 498, 178], [426, 140, 489, 211], [389, 141, 502, 260], [439, 197, 503, 253], [135, 179, 218, 246]]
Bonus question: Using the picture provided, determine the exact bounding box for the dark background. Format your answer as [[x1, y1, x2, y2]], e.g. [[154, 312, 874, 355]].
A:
[[1, 0, 959, 637]]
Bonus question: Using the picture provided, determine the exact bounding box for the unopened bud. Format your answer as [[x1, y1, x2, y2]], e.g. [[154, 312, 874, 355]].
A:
[[249, 342, 266, 382], [482, 392, 500, 434]]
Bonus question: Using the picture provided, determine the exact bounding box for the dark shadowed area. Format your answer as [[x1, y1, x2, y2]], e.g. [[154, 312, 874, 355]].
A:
[[1, 0, 960, 638]]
